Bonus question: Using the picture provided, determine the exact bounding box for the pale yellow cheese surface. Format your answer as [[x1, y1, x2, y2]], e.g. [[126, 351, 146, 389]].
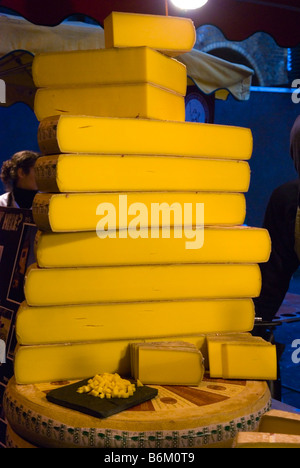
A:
[[233, 432, 300, 448], [24, 263, 262, 307], [32, 192, 247, 232], [16, 299, 255, 345], [104, 12, 196, 56], [34, 226, 271, 268], [32, 46, 187, 95], [259, 410, 300, 436], [34, 154, 251, 193], [14, 335, 206, 384], [38, 115, 253, 160], [34, 83, 185, 122]]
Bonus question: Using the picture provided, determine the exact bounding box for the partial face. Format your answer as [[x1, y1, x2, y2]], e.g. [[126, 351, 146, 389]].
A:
[[16, 166, 38, 190]]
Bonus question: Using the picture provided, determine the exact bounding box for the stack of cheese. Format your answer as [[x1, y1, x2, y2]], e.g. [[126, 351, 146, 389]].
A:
[[14, 11, 275, 385]]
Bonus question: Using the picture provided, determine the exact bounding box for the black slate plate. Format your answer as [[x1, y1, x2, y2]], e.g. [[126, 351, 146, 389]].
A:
[[46, 378, 158, 419]]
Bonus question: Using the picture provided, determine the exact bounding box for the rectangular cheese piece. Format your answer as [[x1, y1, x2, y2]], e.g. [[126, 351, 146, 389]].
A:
[[104, 12, 196, 57], [233, 432, 300, 448], [34, 83, 185, 122], [37, 115, 253, 160], [32, 192, 246, 232], [222, 342, 277, 380], [207, 334, 265, 378], [32, 46, 187, 95], [24, 263, 262, 307], [16, 299, 255, 345], [34, 226, 271, 268], [14, 335, 206, 384], [131, 341, 204, 385], [259, 410, 300, 436], [34, 154, 251, 194]]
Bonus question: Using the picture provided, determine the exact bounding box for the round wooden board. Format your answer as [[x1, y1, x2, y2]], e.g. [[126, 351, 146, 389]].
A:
[[4, 376, 271, 448]]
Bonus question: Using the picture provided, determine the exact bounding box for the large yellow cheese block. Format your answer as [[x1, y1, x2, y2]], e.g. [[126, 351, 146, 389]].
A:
[[130, 341, 205, 386], [34, 226, 271, 268], [14, 335, 207, 384], [259, 409, 300, 436], [104, 12, 196, 57], [32, 192, 246, 232], [32, 46, 187, 95], [222, 342, 277, 380], [34, 154, 251, 194], [34, 83, 185, 122], [37, 115, 253, 159], [16, 299, 255, 345], [24, 263, 262, 307]]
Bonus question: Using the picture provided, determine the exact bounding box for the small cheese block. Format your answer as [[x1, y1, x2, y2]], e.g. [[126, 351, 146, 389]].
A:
[[259, 409, 300, 436], [207, 334, 266, 378], [32, 192, 246, 232], [34, 83, 185, 122], [24, 263, 262, 307], [14, 335, 206, 384], [16, 299, 255, 345], [233, 432, 300, 448], [104, 12, 196, 57], [37, 115, 253, 160], [34, 226, 271, 268], [130, 341, 204, 386], [34, 154, 251, 194], [32, 46, 187, 95], [222, 342, 277, 380]]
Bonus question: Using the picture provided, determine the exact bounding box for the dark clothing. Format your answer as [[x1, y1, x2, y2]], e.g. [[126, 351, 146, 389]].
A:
[[253, 179, 300, 321]]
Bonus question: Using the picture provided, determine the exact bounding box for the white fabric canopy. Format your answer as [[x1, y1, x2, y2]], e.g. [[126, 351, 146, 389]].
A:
[[0, 13, 254, 100]]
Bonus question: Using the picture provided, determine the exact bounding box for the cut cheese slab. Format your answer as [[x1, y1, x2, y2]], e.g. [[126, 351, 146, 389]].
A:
[[130, 341, 204, 386], [233, 432, 300, 448], [24, 263, 262, 307], [104, 12, 196, 57], [34, 84, 185, 122], [32, 192, 246, 232], [37, 115, 253, 160], [34, 154, 251, 194], [34, 226, 271, 268], [32, 46, 187, 95], [207, 334, 266, 378], [14, 335, 206, 384], [16, 299, 255, 345], [259, 410, 300, 436], [222, 342, 277, 380]]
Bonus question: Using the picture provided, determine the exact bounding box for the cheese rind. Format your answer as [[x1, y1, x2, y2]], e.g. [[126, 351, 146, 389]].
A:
[[37, 115, 253, 160], [16, 299, 255, 345], [32, 192, 247, 232], [233, 432, 300, 448], [34, 227, 271, 267], [34, 154, 251, 194], [131, 341, 204, 386], [24, 263, 262, 307], [104, 12, 196, 56], [259, 410, 300, 436], [32, 47, 187, 95], [34, 84, 185, 122], [14, 335, 207, 384]]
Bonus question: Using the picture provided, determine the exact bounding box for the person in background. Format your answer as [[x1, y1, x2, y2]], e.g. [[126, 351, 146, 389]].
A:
[[0, 150, 40, 209]]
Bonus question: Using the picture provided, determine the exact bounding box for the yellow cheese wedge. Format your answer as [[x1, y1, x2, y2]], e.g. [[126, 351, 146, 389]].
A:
[[222, 342, 277, 380], [259, 410, 300, 436], [34, 83, 185, 122], [207, 334, 267, 378], [24, 263, 262, 307], [34, 154, 251, 194], [14, 335, 206, 384], [32, 46, 187, 95], [130, 341, 204, 386], [32, 192, 246, 232], [37, 115, 253, 160], [104, 12, 196, 57], [16, 299, 255, 345], [233, 432, 300, 448], [34, 226, 271, 268]]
